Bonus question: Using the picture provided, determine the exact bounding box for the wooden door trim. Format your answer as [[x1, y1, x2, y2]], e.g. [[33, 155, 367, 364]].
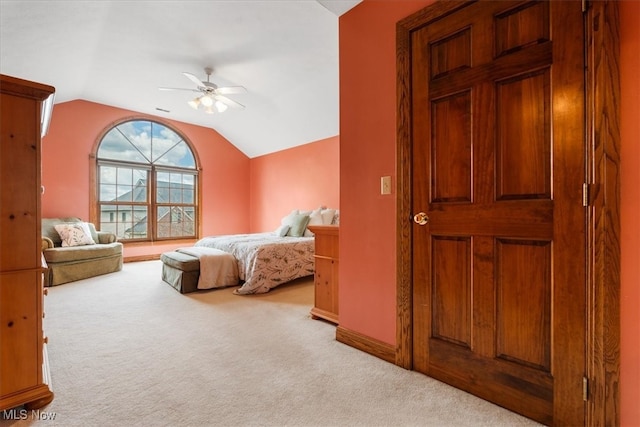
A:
[[585, 1, 621, 424], [395, 0, 621, 424]]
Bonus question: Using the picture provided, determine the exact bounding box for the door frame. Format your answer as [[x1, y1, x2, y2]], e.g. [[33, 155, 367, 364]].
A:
[[395, 0, 620, 424]]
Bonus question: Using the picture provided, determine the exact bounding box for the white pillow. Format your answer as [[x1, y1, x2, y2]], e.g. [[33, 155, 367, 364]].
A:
[[321, 208, 336, 225], [304, 208, 324, 237], [55, 222, 96, 247], [274, 224, 290, 237]]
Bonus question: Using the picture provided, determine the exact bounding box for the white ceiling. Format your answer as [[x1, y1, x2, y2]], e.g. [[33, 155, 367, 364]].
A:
[[0, 0, 361, 158]]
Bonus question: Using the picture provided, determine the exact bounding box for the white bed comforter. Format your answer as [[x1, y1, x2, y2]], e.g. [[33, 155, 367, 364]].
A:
[[194, 233, 315, 294]]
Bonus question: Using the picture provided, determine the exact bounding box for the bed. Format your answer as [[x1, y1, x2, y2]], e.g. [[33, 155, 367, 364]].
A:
[[194, 232, 315, 294]]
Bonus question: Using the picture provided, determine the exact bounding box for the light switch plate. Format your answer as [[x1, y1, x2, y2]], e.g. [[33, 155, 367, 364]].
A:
[[381, 176, 392, 195]]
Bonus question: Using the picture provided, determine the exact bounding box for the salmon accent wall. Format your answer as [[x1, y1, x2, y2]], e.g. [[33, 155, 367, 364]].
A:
[[249, 136, 340, 233], [340, 1, 638, 424], [339, 0, 434, 345], [41, 100, 251, 259], [620, 1, 640, 425]]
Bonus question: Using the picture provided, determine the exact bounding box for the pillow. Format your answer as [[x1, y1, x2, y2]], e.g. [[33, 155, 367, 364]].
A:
[[85, 222, 100, 243], [304, 208, 324, 237], [331, 210, 340, 225], [274, 224, 290, 237], [321, 208, 336, 225], [280, 209, 299, 227], [286, 214, 311, 237], [54, 222, 96, 247]]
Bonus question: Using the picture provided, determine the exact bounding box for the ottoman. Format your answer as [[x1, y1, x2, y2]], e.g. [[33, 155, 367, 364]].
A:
[[161, 247, 239, 294], [160, 251, 200, 294]]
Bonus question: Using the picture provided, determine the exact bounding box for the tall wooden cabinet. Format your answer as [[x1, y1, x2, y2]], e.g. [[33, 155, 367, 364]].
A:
[[0, 74, 55, 411], [308, 225, 339, 324]]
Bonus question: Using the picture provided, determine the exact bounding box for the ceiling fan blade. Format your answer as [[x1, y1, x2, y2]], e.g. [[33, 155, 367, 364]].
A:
[[214, 86, 247, 95], [182, 72, 205, 87], [213, 94, 245, 109], [158, 87, 200, 92]]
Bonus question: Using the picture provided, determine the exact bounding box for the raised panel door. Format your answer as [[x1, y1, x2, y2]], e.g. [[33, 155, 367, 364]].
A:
[[410, 1, 585, 424]]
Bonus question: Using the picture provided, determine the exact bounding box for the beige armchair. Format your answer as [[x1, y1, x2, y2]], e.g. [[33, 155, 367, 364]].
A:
[[41, 217, 123, 286]]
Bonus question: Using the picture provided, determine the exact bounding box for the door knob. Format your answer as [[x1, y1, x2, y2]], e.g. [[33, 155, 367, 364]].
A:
[[413, 212, 429, 225]]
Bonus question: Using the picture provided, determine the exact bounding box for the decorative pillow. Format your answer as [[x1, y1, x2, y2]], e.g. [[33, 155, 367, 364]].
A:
[[274, 224, 290, 237], [286, 214, 311, 237], [54, 223, 96, 247]]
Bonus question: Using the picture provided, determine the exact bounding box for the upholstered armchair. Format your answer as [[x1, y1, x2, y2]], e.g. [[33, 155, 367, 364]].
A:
[[41, 217, 123, 286]]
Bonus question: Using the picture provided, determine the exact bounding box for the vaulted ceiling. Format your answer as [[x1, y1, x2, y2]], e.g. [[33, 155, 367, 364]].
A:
[[0, 0, 361, 158]]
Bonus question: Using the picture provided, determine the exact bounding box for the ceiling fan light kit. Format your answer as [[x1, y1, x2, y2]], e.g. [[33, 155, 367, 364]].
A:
[[160, 67, 246, 115]]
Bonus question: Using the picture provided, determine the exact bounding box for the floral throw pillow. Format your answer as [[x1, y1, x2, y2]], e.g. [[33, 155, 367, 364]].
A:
[[54, 223, 96, 247]]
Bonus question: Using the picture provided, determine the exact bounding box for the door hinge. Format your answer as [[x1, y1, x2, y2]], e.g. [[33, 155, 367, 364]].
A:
[[582, 0, 588, 13], [582, 183, 590, 207], [583, 377, 589, 401]]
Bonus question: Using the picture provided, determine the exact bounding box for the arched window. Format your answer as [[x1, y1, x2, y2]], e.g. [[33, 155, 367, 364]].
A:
[[95, 120, 198, 242]]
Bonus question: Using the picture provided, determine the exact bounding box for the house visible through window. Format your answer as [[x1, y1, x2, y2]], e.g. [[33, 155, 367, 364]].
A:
[[95, 120, 198, 242]]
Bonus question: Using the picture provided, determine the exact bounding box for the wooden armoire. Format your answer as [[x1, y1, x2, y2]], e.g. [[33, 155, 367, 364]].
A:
[[0, 74, 55, 411]]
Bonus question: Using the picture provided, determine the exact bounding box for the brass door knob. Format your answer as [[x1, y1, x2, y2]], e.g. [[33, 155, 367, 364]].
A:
[[413, 212, 429, 225]]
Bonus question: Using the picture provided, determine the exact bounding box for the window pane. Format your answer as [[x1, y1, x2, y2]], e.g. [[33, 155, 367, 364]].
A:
[[183, 174, 194, 186], [117, 168, 132, 184], [99, 205, 118, 235], [133, 169, 146, 184], [155, 172, 167, 204], [116, 184, 133, 202], [157, 206, 196, 238], [181, 207, 196, 237], [182, 174, 195, 203], [154, 140, 196, 169], [129, 206, 148, 239], [100, 166, 117, 185], [97, 128, 149, 163], [157, 206, 170, 238], [170, 187, 181, 203], [131, 179, 147, 203], [157, 172, 170, 186], [100, 184, 116, 202], [118, 121, 152, 162]]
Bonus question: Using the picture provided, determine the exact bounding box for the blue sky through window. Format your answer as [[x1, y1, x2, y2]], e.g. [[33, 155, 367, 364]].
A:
[[97, 120, 196, 168]]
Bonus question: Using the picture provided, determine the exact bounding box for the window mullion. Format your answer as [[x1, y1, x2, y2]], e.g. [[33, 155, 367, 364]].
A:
[[150, 168, 156, 241]]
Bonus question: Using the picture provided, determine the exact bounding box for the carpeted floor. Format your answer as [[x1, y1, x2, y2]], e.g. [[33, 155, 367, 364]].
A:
[[1, 260, 540, 427]]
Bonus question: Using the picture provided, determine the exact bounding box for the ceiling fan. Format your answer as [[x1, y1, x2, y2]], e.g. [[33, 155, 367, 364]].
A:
[[159, 67, 246, 114]]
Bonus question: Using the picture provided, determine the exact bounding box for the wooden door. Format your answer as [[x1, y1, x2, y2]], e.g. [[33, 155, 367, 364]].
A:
[[408, 1, 585, 425]]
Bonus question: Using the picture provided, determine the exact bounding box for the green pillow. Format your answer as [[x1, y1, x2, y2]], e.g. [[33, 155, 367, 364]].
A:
[[287, 214, 311, 237]]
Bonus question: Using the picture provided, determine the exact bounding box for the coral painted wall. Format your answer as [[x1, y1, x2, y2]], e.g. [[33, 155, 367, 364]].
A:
[[249, 136, 340, 232], [620, 1, 640, 425], [41, 100, 251, 258], [340, 1, 639, 424], [339, 0, 434, 346]]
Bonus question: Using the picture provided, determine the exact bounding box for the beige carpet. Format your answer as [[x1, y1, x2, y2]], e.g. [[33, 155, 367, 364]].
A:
[[2, 260, 539, 427]]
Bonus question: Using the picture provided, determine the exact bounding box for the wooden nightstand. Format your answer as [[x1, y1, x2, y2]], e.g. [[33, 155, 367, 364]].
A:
[[308, 225, 339, 324]]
